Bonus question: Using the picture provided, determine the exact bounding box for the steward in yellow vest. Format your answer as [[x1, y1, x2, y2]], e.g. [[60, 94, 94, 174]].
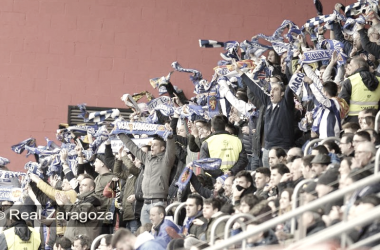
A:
[[339, 57, 380, 123], [200, 115, 248, 177], [0, 220, 41, 250]]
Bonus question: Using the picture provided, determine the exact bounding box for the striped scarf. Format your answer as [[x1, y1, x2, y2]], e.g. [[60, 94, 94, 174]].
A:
[[0, 157, 10, 166], [11, 138, 36, 157]]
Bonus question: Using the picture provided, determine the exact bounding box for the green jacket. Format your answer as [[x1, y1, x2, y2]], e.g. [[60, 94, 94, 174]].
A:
[[113, 155, 140, 221]]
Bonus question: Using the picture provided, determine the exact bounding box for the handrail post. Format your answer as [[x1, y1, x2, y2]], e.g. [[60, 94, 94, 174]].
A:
[[174, 202, 187, 225], [165, 202, 180, 215], [291, 179, 314, 235], [91, 234, 108, 250], [320, 137, 341, 145], [375, 111, 380, 133], [303, 138, 323, 156], [210, 215, 231, 246], [223, 214, 256, 250], [375, 147, 380, 174]]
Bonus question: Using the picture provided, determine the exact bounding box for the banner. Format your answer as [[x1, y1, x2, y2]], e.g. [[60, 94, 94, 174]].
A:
[[213, 60, 256, 77], [0, 187, 23, 201], [97, 138, 153, 153], [147, 96, 172, 111], [111, 121, 172, 140]]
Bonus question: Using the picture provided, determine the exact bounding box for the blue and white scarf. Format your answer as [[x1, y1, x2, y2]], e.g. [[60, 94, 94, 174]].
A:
[[111, 120, 173, 141], [11, 138, 36, 157]]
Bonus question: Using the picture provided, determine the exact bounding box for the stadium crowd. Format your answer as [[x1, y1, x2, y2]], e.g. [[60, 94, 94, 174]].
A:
[[1, 1, 380, 250]]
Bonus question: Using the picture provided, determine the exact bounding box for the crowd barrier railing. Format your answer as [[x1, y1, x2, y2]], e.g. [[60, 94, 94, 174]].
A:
[[303, 138, 323, 156], [285, 206, 380, 249], [210, 215, 231, 246], [205, 173, 380, 250], [174, 202, 187, 225], [375, 111, 380, 133], [223, 214, 256, 249]]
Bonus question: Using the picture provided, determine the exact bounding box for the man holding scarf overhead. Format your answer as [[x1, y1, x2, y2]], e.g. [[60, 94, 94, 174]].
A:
[[117, 128, 176, 225], [234, 61, 295, 168]]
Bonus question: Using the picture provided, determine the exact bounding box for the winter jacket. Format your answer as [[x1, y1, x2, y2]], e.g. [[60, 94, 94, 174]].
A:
[[359, 29, 380, 59], [277, 177, 304, 195], [332, 22, 353, 57], [350, 220, 380, 247], [238, 120, 253, 155], [205, 212, 226, 242], [189, 174, 231, 203], [104, 144, 116, 171], [118, 134, 176, 199], [113, 155, 140, 221], [152, 219, 181, 248], [0, 221, 41, 250], [134, 166, 144, 219], [242, 73, 295, 150], [94, 172, 115, 212], [187, 213, 208, 239], [339, 67, 380, 121], [306, 220, 326, 236], [200, 131, 248, 177], [246, 229, 278, 247], [63, 190, 102, 242]]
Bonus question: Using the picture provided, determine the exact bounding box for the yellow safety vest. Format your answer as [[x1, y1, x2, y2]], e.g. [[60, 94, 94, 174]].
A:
[[3, 226, 41, 250], [348, 73, 380, 116], [205, 134, 242, 172]]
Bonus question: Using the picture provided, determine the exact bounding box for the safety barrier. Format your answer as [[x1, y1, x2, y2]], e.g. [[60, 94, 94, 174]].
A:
[[303, 138, 323, 156], [210, 215, 231, 246], [224, 213, 256, 249], [205, 173, 380, 250], [174, 202, 187, 225]]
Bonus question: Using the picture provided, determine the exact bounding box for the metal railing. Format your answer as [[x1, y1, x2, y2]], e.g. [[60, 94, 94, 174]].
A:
[[91, 234, 108, 250], [285, 206, 380, 249], [320, 137, 341, 145], [304, 138, 323, 156], [348, 232, 380, 250], [205, 173, 380, 250], [210, 215, 231, 246], [290, 179, 314, 234], [223, 214, 256, 249], [174, 202, 187, 225], [165, 202, 181, 215], [375, 111, 380, 133], [375, 147, 380, 174]]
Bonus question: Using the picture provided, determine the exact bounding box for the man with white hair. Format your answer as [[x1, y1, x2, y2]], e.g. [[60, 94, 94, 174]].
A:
[[352, 141, 376, 172]]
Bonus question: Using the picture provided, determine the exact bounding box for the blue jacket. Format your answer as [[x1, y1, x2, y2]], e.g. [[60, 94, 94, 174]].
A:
[[153, 219, 181, 248], [242, 74, 295, 150]]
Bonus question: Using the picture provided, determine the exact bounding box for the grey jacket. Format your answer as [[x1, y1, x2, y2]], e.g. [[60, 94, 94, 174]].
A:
[[119, 134, 176, 199]]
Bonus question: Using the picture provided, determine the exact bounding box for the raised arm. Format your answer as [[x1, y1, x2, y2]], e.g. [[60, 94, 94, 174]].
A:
[[118, 134, 147, 165]]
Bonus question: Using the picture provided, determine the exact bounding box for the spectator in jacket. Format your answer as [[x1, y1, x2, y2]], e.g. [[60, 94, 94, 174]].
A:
[[188, 120, 212, 153], [310, 154, 331, 178], [93, 154, 116, 234], [200, 114, 248, 177], [316, 169, 342, 215], [286, 147, 303, 163], [72, 234, 90, 250], [118, 131, 176, 225], [268, 147, 287, 168], [301, 155, 315, 180], [358, 109, 377, 130], [235, 62, 295, 168], [301, 210, 326, 236], [150, 205, 180, 248], [339, 57, 380, 123], [254, 167, 271, 199], [349, 195, 380, 247], [113, 146, 141, 234], [233, 170, 256, 205], [278, 158, 304, 192], [351, 141, 376, 171], [111, 228, 165, 250], [267, 164, 290, 197], [353, 131, 371, 151], [246, 222, 278, 247], [340, 133, 355, 157], [56, 176, 102, 242]]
